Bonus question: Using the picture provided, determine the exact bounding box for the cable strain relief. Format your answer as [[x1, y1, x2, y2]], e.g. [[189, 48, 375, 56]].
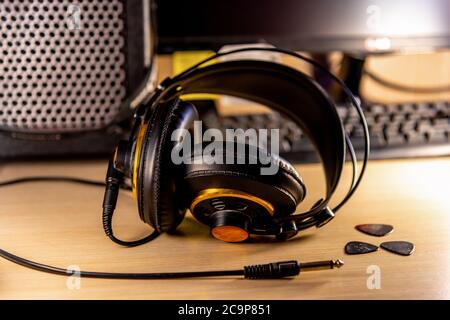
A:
[[102, 205, 114, 238], [244, 260, 300, 279]]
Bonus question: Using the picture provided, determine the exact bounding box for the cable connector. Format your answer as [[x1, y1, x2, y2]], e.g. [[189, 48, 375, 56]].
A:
[[244, 261, 300, 279], [243, 259, 344, 279], [102, 159, 160, 247], [102, 160, 123, 211]]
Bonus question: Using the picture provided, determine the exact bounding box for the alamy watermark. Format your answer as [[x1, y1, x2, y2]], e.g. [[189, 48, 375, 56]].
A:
[[66, 265, 81, 290], [171, 121, 280, 175], [66, 4, 82, 30], [366, 265, 381, 290]]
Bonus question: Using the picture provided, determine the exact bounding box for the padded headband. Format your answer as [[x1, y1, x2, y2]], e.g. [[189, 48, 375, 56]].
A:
[[157, 60, 345, 206]]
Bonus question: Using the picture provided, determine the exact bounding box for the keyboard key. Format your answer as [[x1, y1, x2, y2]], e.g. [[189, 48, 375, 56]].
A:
[[279, 126, 290, 138], [281, 139, 292, 152], [287, 130, 302, 142], [375, 114, 390, 124], [250, 114, 267, 126], [370, 104, 386, 114], [416, 102, 431, 112], [369, 123, 384, 133], [369, 132, 386, 147], [400, 120, 417, 133], [399, 103, 415, 113], [386, 134, 405, 146], [433, 118, 449, 126], [427, 131, 448, 143], [346, 115, 360, 125], [344, 123, 354, 132], [337, 107, 347, 118], [221, 118, 237, 128], [349, 136, 366, 149], [405, 113, 421, 121], [417, 119, 432, 132], [384, 123, 401, 135], [365, 116, 375, 126], [347, 108, 358, 117], [351, 126, 365, 137], [420, 109, 437, 118], [406, 132, 426, 145], [435, 101, 449, 112], [266, 112, 281, 122], [433, 123, 450, 133], [266, 121, 280, 130], [285, 121, 299, 132], [390, 113, 405, 123], [386, 104, 402, 113]]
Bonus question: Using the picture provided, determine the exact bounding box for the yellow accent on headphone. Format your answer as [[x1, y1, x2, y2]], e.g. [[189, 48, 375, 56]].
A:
[[173, 50, 219, 101], [113, 146, 118, 163], [190, 188, 275, 216], [132, 123, 148, 201]]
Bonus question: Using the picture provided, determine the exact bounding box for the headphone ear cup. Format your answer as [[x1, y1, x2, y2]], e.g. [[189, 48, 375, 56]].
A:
[[184, 143, 306, 216], [137, 99, 199, 233]]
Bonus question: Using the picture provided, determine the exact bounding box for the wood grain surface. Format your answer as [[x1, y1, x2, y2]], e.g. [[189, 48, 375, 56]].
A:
[[1, 157, 449, 299]]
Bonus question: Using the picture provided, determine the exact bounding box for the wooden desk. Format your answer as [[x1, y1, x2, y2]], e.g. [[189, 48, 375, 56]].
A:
[[1, 157, 449, 299]]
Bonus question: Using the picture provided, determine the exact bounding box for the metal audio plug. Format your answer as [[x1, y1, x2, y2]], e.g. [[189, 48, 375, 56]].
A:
[[243, 259, 344, 279], [299, 259, 345, 272]]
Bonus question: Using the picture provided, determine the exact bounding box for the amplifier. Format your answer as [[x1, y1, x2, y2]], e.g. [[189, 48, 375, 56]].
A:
[[0, 0, 151, 159]]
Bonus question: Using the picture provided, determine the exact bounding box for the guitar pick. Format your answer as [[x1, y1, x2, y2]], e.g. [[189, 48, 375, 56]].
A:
[[345, 241, 379, 255], [355, 224, 394, 237], [380, 241, 415, 256]]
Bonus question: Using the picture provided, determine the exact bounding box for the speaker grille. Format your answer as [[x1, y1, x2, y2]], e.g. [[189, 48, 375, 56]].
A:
[[0, 0, 127, 132]]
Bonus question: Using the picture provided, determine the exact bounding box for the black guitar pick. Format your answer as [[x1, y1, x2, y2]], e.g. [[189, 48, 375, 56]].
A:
[[380, 241, 415, 256], [345, 241, 379, 255], [355, 224, 394, 237]]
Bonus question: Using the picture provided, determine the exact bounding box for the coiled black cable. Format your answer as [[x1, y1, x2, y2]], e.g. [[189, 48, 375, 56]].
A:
[[101, 160, 160, 247], [101, 206, 160, 247]]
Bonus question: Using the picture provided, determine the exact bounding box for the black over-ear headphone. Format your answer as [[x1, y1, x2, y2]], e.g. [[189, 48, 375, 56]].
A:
[[103, 47, 369, 246], [0, 47, 368, 280]]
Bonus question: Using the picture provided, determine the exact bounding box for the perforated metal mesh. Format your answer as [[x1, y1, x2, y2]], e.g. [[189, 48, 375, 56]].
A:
[[0, 0, 126, 132]]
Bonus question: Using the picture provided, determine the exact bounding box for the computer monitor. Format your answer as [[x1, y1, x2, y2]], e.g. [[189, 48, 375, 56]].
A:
[[155, 0, 450, 53]]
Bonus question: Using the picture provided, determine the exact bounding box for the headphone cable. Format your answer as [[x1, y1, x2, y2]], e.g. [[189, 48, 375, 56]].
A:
[[102, 160, 160, 247], [364, 69, 450, 93]]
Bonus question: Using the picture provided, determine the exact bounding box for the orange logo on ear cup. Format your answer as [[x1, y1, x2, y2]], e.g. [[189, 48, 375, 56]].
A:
[[211, 225, 249, 243]]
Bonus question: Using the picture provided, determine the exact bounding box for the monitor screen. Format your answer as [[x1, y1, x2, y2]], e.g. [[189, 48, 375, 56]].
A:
[[155, 0, 450, 53]]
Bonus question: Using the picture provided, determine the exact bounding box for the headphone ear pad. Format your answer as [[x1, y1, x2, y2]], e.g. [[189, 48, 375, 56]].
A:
[[137, 99, 198, 232]]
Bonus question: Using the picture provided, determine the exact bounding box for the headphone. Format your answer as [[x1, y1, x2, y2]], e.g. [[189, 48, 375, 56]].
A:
[[102, 47, 369, 246], [0, 47, 368, 280]]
